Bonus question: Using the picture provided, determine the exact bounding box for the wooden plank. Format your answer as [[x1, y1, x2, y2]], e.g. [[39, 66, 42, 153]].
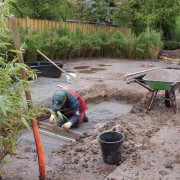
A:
[[29, 18, 34, 32], [124, 67, 159, 78], [52, 20, 56, 30], [38, 129, 76, 143], [37, 121, 83, 139], [34, 19, 37, 30], [36, 114, 50, 121]]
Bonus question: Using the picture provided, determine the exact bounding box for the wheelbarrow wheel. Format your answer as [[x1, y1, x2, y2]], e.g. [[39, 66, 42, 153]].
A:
[[165, 91, 171, 107]]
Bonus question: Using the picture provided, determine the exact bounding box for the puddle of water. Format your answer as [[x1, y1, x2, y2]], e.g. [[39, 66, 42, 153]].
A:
[[98, 64, 112, 67], [78, 69, 96, 74], [78, 67, 107, 74], [74, 66, 91, 69], [90, 67, 106, 71], [66, 70, 76, 73]]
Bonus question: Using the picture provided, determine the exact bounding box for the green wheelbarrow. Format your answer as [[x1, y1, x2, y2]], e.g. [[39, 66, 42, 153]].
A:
[[127, 68, 180, 113]]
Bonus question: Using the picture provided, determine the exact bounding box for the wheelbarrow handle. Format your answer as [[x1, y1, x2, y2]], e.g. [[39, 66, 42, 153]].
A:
[[171, 82, 178, 87], [170, 82, 180, 93], [127, 79, 135, 84]]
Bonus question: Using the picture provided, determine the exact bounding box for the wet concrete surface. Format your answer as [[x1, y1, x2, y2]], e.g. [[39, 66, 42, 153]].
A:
[[83, 101, 132, 131]]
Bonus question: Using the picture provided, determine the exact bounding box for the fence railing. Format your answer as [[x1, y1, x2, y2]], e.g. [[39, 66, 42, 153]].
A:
[[5, 17, 131, 35]]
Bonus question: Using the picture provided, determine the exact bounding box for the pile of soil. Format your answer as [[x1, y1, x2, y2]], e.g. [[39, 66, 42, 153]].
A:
[[158, 49, 180, 60], [144, 69, 180, 82]]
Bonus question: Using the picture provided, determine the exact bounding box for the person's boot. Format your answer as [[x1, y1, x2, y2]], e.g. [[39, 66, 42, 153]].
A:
[[83, 114, 89, 122]]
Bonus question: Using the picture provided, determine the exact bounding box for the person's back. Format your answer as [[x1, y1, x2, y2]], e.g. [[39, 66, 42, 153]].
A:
[[50, 89, 88, 129]]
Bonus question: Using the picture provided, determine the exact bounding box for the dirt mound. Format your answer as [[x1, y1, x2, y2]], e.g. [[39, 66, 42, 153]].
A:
[[45, 117, 137, 180], [158, 49, 180, 60]]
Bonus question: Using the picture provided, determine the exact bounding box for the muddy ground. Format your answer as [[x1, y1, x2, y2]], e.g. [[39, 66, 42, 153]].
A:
[[1, 58, 180, 180]]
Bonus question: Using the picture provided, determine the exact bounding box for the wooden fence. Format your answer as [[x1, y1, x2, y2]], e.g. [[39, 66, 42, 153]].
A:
[[5, 17, 130, 35]]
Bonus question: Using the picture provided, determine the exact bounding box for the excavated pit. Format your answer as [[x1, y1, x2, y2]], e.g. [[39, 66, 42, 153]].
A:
[[18, 98, 133, 153], [1, 59, 180, 180]]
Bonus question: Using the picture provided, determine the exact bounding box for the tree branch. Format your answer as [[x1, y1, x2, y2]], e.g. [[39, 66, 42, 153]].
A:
[[12, 2, 24, 18]]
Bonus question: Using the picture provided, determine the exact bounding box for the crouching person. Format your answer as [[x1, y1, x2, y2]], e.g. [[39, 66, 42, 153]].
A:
[[49, 88, 88, 130]]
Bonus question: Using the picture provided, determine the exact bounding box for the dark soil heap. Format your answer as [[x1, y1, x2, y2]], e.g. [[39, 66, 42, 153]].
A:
[[158, 49, 180, 60]]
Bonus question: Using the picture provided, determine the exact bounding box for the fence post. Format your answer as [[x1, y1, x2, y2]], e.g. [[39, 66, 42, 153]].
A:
[[26, 16, 29, 34], [9, 15, 45, 180]]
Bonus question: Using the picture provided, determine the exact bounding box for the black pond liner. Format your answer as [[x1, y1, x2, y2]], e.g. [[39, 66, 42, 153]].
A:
[[98, 131, 125, 165], [25, 61, 63, 78]]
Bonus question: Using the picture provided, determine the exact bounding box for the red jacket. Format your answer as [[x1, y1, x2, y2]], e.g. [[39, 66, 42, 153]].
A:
[[65, 89, 88, 124]]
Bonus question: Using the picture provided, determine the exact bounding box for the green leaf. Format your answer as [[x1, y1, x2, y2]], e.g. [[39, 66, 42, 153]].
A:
[[9, 49, 22, 54], [57, 111, 68, 122], [21, 117, 31, 130], [11, 137, 16, 148], [1, 42, 11, 46], [15, 63, 28, 71], [57, 111, 63, 119], [0, 95, 7, 116]]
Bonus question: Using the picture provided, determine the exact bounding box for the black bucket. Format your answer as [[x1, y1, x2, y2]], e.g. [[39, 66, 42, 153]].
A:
[[98, 131, 125, 165]]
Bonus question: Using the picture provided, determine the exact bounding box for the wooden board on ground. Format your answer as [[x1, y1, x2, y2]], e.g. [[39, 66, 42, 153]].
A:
[[37, 121, 83, 139], [38, 129, 76, 143]]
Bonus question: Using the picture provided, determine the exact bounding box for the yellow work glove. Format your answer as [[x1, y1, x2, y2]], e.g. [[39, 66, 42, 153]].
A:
[[49, 114, 56, 124], [62, 122, 72, 130]]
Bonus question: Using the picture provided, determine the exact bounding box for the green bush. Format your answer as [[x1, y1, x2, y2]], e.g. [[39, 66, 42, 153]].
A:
[[55, 26, 72, 37], [121, 32, 138, 59], [137, 29, 163, 59], [96, 30, 111, 57], [80, 33, 101, 58], [71, 27, 84, 59], [0, 31, 15, 61], [56, 36, 73, 59], [20, 28, 43, 62], [40, 29, 61, 59], [36, 27, 71, 60], [163, 41, 180, 50], [108, 31, 125, 58], [15, 26, 164, 61]]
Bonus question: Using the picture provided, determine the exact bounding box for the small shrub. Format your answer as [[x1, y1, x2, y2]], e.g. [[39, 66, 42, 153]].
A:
[[108, 31, 125, 57], [71, 27, 86, 59], [20, 28, 42, 62], [137, 29, 163, 59], [55, 26, 71, 37], [121, 32, 137, 59], [56, 36, 73, 59], [81, 33, 101, 58], [163, 41, 180, 50]]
